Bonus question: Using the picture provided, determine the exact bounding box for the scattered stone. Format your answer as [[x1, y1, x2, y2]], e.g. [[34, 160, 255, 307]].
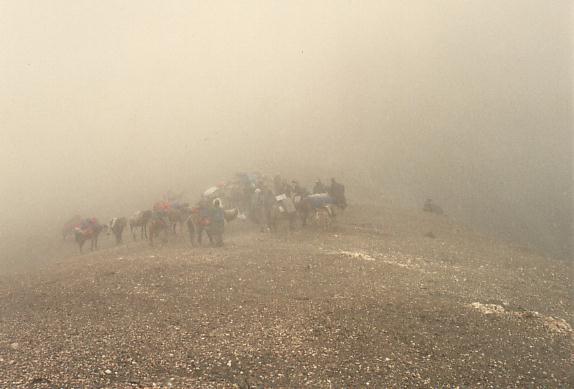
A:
[[332, 250, 375, 261]]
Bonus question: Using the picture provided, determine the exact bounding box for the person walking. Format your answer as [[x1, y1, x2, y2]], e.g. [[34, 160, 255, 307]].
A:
[[209, 198, 226, 247]]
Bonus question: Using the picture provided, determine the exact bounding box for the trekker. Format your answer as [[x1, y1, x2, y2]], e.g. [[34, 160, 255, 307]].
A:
[[262, 185, 276, 232], [329, 178, 347, 209], [209, 198, 225, 247], [251, 188, 266, 231]]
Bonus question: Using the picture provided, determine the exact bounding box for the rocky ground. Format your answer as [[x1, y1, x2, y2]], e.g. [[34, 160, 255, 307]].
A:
[[0, 204, 572, 388]]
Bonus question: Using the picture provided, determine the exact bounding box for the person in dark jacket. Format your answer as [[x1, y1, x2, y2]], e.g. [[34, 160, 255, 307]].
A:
[[329, 178, 347, 209]]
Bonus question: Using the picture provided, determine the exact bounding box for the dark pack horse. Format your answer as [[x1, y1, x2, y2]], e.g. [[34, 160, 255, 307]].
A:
[[296, 194, 339, 231], [185, 206, 239, 246], [74, 220, 107, 253]]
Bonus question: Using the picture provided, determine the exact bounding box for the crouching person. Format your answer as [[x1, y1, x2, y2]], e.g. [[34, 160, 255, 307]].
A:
[[209, 198, 225, 247]]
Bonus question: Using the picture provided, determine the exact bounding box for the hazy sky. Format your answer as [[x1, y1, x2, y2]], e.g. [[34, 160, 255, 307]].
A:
[[0, 1, 572, 257]]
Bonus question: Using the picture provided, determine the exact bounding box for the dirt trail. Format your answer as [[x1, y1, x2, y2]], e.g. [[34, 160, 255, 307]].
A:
[[0, 205, 572, 388]]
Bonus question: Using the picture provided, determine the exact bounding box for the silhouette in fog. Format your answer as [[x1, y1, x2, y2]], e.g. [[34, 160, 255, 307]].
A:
[[148, 210, 169, 246], [423, 199, 444, 215], [209, 199, 225, 247], [185, 208, 199, 246], [62, 215, 83, 240], [184, 199, 230, 247], [261, 184, 276, 232], [108, 217, 127, 245], [297, 193, 337, 228], [196, 198, 214, 245], [74, 218, 107, 253], [129, 210, 152, 240], [166, 203, 191, 235], [250, 188, 265, 229], [328, 178, 347, 209], [269, 192, 297, 232]]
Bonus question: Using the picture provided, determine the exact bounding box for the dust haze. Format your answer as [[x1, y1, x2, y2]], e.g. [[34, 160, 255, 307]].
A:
[[0, 0, 572, 260]]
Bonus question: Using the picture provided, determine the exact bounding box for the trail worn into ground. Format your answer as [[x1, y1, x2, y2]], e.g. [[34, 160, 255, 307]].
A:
[[0, 205, 572, 387]]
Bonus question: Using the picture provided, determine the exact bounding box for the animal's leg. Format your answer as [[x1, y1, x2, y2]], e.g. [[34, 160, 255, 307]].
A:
[[188, 222, 196, 246], [197, 226, 204, 245], [301, 210, 308, 227], [214, 233, 223, 247]]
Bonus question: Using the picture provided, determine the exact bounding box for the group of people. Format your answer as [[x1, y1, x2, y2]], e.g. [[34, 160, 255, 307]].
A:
[[65, 172, 347, 251], [232, 174, 347, 233], [146, 193, 226, 247]]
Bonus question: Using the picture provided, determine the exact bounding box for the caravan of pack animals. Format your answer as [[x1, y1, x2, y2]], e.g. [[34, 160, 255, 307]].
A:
[[61, 173, 348, 252]]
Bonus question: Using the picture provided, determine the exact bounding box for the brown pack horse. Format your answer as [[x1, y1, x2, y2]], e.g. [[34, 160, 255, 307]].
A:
[[186, 207, 238, 246], [75, 221, 107, 253], [148, 214, 169, 247], [166, 205, 191, 235]]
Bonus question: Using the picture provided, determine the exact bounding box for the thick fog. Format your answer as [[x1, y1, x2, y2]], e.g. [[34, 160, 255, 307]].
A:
[[0, 0, 572, 259]]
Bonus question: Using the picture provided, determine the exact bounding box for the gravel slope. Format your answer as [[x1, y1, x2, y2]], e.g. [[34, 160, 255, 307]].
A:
[[0, 205, 572, 388]]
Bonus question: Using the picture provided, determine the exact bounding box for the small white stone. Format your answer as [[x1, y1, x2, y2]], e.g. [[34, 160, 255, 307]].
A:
[[105, 369, 112, 375]]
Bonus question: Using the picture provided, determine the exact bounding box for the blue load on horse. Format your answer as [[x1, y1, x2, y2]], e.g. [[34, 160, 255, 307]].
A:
[[307, 193, 337, 209]]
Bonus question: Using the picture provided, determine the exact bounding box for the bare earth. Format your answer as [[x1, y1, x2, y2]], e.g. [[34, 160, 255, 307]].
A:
[[0, 205, 572, 388]]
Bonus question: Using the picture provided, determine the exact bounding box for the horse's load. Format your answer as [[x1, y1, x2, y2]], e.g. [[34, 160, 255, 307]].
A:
[[307, 193, 336, 209], [224, 208, 239, 222], [274, 193, 296, 214], [75, 217, 99, 235], [204, 186, 219, 197], [153, 201, 170, 212]]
